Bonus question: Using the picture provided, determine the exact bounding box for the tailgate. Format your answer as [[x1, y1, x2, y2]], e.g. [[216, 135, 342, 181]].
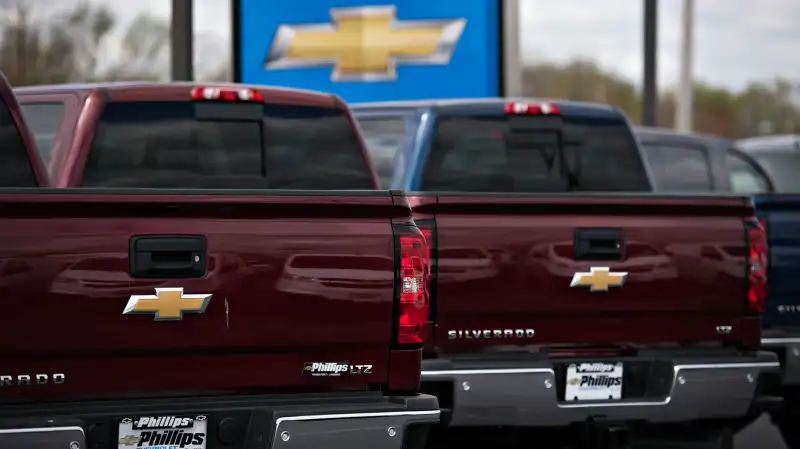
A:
[[423, 194, 756, 348], [0, 191, 396, 399], [755, 194, 800, 328]]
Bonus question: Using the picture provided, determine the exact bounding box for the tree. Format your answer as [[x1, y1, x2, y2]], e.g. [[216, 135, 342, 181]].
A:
[[204, 63, 231, 82], [522, 60, 641, 121], [522, 59, 800, 138], [103, 13, 169, 81], [0, 1, 169, 85]]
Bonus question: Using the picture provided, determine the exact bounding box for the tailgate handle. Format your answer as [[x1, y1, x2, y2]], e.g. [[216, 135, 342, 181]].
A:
[[129, 235, 207, 278], [574, 228, 625, 261]]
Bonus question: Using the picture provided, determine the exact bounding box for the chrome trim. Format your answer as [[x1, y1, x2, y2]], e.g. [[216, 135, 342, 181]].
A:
[[273, 409, 440, 441], [421, 361, 779, 377], [0, 426, 84, 435], [422, 368, 551, 376], [276, 409, 440, 425], [421, 362, 780, 409], [762, 338, 800, 345]]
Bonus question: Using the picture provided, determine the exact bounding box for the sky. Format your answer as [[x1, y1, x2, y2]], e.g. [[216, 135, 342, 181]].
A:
[[37, 0, 800, 91], [521, 0, 800, 90]]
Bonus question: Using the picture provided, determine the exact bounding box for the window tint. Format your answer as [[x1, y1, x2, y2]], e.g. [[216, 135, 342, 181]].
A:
[[421, 114, 651, 192], [19, 102, 65, 165], [725, 151, 771, 194], [0, 96, 36, 187], [357, 117, 406, 189], [83, 101, 373, 190], [749, 151, 800, 193], [642, 143, 712, 191]]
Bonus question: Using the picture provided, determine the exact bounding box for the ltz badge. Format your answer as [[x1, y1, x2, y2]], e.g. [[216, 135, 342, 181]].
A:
[[303, 362, 373, 376]]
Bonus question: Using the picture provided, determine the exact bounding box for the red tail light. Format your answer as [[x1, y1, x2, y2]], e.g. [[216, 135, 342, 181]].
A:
[[414, 221, 437, 346], [394, 226, 430, 345], [746, 218, 768, 315], [190, 86, 264, 102], [505, 102, 560, 115]]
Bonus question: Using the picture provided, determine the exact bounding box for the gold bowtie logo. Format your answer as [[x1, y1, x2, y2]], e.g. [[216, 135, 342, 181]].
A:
[[123, 288, 212, 321], [264, 5, 466, 81], [570, 267, 628, 292], [118, 435, 142, 446]]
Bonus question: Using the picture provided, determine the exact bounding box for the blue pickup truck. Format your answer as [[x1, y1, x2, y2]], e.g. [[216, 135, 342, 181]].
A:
[[634, 127, 800, 447], [737, 135, 800, 447], [351, 99, 781, 449]]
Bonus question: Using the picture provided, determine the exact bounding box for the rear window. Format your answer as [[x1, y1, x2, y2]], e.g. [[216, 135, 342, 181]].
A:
[[421, 114, 651, 192], [82, 101, 374, 190], [357, 116, 406, 189], [19, 102, 65, 165], [750, 151, 800, 193], [0, 95, 37, 187], [642, 143, 712, 192], [725, 150, 772, 194]]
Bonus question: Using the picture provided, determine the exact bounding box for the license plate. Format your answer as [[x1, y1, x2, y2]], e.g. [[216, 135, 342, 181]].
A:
[[117, 415, 207, 449], [565, 362, 623, 401]]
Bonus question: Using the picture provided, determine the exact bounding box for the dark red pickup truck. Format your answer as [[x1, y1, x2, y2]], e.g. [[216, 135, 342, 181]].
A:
[[0, 78, 439, 449], [352, 99, 782, 448]]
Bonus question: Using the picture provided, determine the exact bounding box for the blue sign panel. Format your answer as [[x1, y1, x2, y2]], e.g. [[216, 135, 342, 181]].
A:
[[238, 0, 500, 102]]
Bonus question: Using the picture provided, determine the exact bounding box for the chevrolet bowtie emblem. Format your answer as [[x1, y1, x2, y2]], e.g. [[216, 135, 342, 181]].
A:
[[570, 267, 628, 292], [264, 5, 466, 81], [118, 435, 142, 446], [123, 288, 212, 321]]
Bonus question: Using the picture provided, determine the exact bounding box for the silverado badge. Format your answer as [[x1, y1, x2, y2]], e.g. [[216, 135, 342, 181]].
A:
[[123, 288, 212, 321], [570, 267, 627, 292], [264, 5, 466, 81]]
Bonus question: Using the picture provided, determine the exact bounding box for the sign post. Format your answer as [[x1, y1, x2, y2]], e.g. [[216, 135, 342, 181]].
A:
[[642, 0, 658, 126], [170, 0, 194, 81], [501, 0, 522, 97]]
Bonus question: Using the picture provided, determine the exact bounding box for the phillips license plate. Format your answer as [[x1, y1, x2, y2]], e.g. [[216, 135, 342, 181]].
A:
[[565, 362, 623, 401], [117, 415, 207, 449]]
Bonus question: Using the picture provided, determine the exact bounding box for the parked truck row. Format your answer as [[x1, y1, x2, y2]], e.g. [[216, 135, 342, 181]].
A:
[[0, 72, 796, 449]]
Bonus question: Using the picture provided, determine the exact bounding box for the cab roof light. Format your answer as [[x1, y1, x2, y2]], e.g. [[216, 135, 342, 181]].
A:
[[190, 86, 264, 102], [505, 102, 560, 116]]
